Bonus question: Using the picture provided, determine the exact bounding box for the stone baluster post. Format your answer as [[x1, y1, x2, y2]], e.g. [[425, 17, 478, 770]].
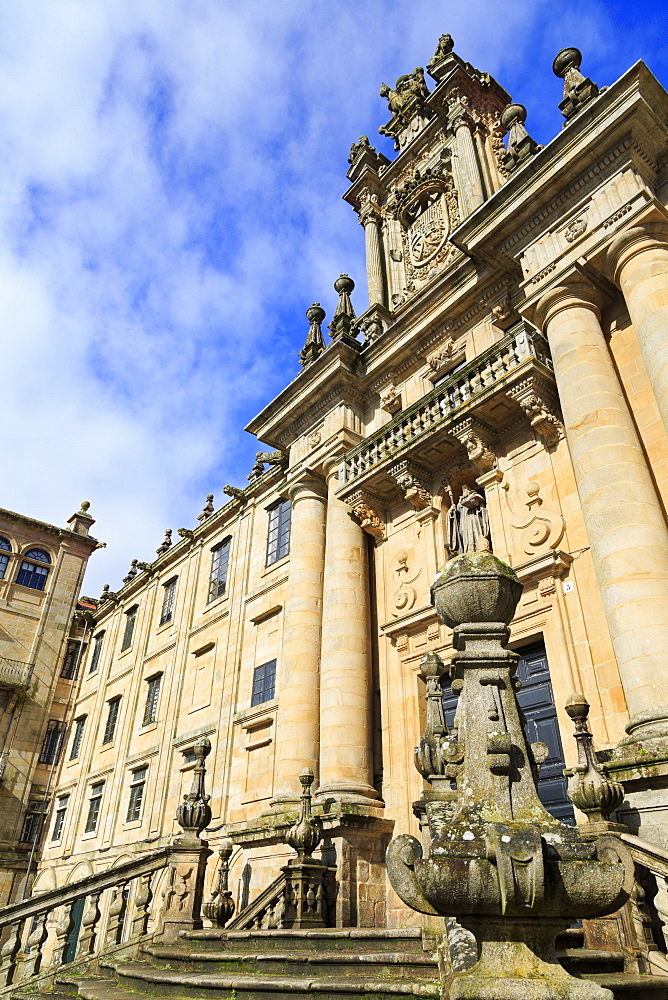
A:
[[272, 474, 327, 808], [606, 224, 668, 437], [535, 279, 668, 739], [359, 202, 386, 308], [20, 910, 48, 979], [0, 919, 23, 986], [317, 460, 379, 803], [451, 107, 485, 216]]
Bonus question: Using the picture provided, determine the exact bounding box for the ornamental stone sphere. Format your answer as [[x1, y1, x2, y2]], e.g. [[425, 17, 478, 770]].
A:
[[430, 551, 523, 629], [334, 273, 355, 295], [553, 46, 582, 79]]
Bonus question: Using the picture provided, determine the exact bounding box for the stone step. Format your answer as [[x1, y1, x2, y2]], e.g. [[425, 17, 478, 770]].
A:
[[180, 927, 426, 955], [585, 973, 668, 1000], [559, 948, 626, 974], [144, 943, 438, 979]]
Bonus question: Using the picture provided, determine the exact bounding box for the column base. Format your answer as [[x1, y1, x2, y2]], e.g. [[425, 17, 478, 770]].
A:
[[623, 704, 668, 740], [316, 780, 382, 807]]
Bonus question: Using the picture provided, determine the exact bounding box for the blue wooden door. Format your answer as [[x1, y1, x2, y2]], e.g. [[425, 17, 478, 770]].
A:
[[441, 641, 575, 825]]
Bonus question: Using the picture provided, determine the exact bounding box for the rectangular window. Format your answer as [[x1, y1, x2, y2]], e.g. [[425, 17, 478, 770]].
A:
[[126, 766, 147, 823], [61, 640, 84, 680], [70, 716, 86, 760], [251, 659, 276, 707], [142, 675, 162, 726], [51, 795, 69, 841], [208, 538, 231, 603], [102, 697, 121, 745], [121, 606, 137, 652], [0, 553, 8, 579], [84, 782, 104, 834], [182, 747, 197, 764], [39, 719, 65, 765], [159, 578, 176, 626], [16, 561, 49, 591], [89, 632, 104, 673], [20, 801, 46, 844], [266, 499, 291, 566]]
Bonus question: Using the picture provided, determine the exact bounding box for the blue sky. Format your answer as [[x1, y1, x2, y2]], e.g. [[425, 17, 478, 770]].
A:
[[2, 0, 667, 594]]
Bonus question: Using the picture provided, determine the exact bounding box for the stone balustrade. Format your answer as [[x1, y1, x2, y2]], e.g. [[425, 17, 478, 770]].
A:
[[338, 323, 555, 493]]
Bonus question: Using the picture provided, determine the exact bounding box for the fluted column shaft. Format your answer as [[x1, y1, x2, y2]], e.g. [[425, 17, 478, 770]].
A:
[[318, 463, 378, 802], [453, 112, 485, 216], [272, 475, 327, 805], [360, 206, 385, 308], [539, 280, 668, 737], [608, 225, 668, 438]]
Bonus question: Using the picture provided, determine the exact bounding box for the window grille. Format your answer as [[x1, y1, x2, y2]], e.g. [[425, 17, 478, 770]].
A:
[[84, 782, 104, 834], [89, 633, 104, 673], [265, 499, 291, 566], [39, 719, 65, 765], [126, 766, 147, 823], [20, 801, 47, 844], [51, 795, 69, 841], [70, 716, 86, 760], [142, 675, 162, 726], [208, 539, 231, 603], [159, 578, 176, 626], [102, 697, 121, 744], [251, 659, 276, 707], [121, 607, 137, 651], [61, 640, 84, 680]]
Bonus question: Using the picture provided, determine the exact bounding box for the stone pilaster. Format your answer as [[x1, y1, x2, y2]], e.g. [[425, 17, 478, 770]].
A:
[[272, 472, 327, 807], [360, 202, 386, 308], [606, 223, 668, 439], [318, 461, 379, 804], [535, 278, 668, 739], [450, 107, 485, 217]]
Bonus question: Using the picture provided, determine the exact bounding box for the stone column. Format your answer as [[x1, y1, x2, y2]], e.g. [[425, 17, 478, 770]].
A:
[[607, 224, 668, 437], [359, 203, 385, 308], [272, 473, 327, 807], [536, 279, 668, 738], [318, 461, 378, 803], [451, 108, 485, 217]]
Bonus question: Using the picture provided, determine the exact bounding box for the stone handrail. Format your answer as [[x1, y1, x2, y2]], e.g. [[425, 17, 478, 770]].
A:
[[0, 846, 170, 988], [338, 324, 553, 487], [620, 832, 668, 959], [227, 870, 288, 930], [0, 656, 33, 689]]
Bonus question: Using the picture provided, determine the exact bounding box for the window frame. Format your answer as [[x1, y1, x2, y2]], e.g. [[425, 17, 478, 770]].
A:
[[121, 606, 138, 652], [70, 716, 87, 760], [20, 800, 47, 845], [102, 697, 121, 745], [207, 538, 231, 604], [89, 632, 104, 673], [84, 782, 104, 835], [39, 719, 65, 765], [159, 578, 177, 627], [15, 552, 50, 592], [61, 640, 85, 681], [251, 658, 277, 707], [126, 766, 148, 823], [142, 674, 162, 727], [51, 794, 69, 841], [265, 498, 291, 567], [0, 538, 10, 581]]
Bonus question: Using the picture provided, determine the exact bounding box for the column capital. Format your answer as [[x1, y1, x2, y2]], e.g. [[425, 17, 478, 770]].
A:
[[604, 222, 668, 284], [358, 203, 383, 228], [286, 469, 328, 505], [532, 277, 603, 330]]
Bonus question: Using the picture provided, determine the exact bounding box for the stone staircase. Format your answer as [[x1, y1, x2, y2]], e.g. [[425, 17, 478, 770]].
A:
[[31, 926, 667, 1000]]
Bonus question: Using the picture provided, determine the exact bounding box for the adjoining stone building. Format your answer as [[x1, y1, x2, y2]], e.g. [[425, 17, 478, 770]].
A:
[[0, 503, 98, 905], [35, 36, 668, 933]]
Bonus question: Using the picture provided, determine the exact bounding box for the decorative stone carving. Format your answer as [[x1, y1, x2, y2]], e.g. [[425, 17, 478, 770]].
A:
[[379, 67, 429, 117], [507, 379, 564, 446], [452, 418, 497, 472], [122, 559, 139, 585], [349, 490, 385, 542], [489, 295, 518, 331], [444, 484, 491, 554], [328, 274, 358, 341], [427, 33, 455, 83], [358, 312, 384, 345], [390, 549, 420, 618], [414, 651, 464, 782], [299, 303, 326, 367], [99, 583, 117, 604], [564, 217, 587, 243], [175, 737, 212, 844], [248, 451, 288, 481], [223, 485, 246, 503], [565, 693, 625, 830], [285, 768, 321, 861], [202, 839, 235, 928], [379, 383, 402, 414], [198, 494, 215, 521], [389, 460, 432, 509], [177, 528, 194, 541], [503, 478, 566, 555], [307, 428, 322, 449], [426, 337, 459, 379], [348, 135, 372, 165], [553, 47, 599, 123], [499, 103, 540, 175], [156, 529, 172, 556]]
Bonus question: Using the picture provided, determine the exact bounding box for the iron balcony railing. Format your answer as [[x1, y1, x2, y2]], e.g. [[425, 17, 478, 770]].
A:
[[338, 324, 553, 488], [0, 656, 34, 690]]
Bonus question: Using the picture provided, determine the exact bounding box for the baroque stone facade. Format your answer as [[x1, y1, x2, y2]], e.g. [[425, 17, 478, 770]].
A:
[[31, 36, 668, 943]]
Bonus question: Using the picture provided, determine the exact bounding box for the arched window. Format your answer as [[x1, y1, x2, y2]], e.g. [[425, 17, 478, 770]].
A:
[[0, 538, 11, 581], [16, 548, 51, 591]]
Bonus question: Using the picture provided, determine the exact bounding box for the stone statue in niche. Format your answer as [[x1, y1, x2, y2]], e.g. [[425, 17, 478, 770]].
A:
[[379, 68, 429, 116], [445, 485, 491, 555]]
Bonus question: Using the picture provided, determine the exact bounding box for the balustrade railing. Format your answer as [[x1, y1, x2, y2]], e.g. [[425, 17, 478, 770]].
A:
[[339, 325, 553, 486], [0, 657, 33, 690]]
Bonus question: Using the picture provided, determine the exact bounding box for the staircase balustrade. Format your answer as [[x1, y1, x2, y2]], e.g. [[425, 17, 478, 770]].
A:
[[620, 833, 668, 971]]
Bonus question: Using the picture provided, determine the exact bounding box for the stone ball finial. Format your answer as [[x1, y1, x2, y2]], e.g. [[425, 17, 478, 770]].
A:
[[334, 273, 355, 295], [431, 552, 523, 629], [79, 501, 91, 513], [299, 766, 314, 787], [306, 302, 326, 324], [419, 650, 446, 681], [194, 737, 212, 759], [565, 691, 590, 723], [553, 47, 582, 78], [500, 102, 527, 131]]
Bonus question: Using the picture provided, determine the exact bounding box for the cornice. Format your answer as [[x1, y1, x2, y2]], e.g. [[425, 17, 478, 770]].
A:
[[0, 507, 99, 550]]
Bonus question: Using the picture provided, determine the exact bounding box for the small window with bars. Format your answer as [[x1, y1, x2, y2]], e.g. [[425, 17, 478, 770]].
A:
[[142, 675, 162, 726], [61, 640, 85, 680], [84, 782, 104, 834], [51, 795, 69, 841], [126, 766, 147, 823], [266, 499, 291, 566], [20, 800, 47, 845], [121, 606, 137, 652], [39, 719, 65, 765], [159, 578, 177, 626], [102, 697, 121, 745], [208, 538, 231, 603], [251, 659, 276, 707], [89, 632, 104, 673], [70, 716, 86, 760]]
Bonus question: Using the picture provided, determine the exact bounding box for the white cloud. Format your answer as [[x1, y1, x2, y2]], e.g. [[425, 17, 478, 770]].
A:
[[0, 0, 658, 593]]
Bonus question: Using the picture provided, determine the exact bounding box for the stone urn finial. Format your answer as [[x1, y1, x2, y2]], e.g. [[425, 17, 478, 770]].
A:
[[202, 838, 235, 927], [175, 737, 212, 844], [430, 550, 523, 629], [552, 46, 599, 121], [299, 303, 326, 367], [565, 692, 625, 829], [285, 768, 321, 861], [329, 275, 358, 341]]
